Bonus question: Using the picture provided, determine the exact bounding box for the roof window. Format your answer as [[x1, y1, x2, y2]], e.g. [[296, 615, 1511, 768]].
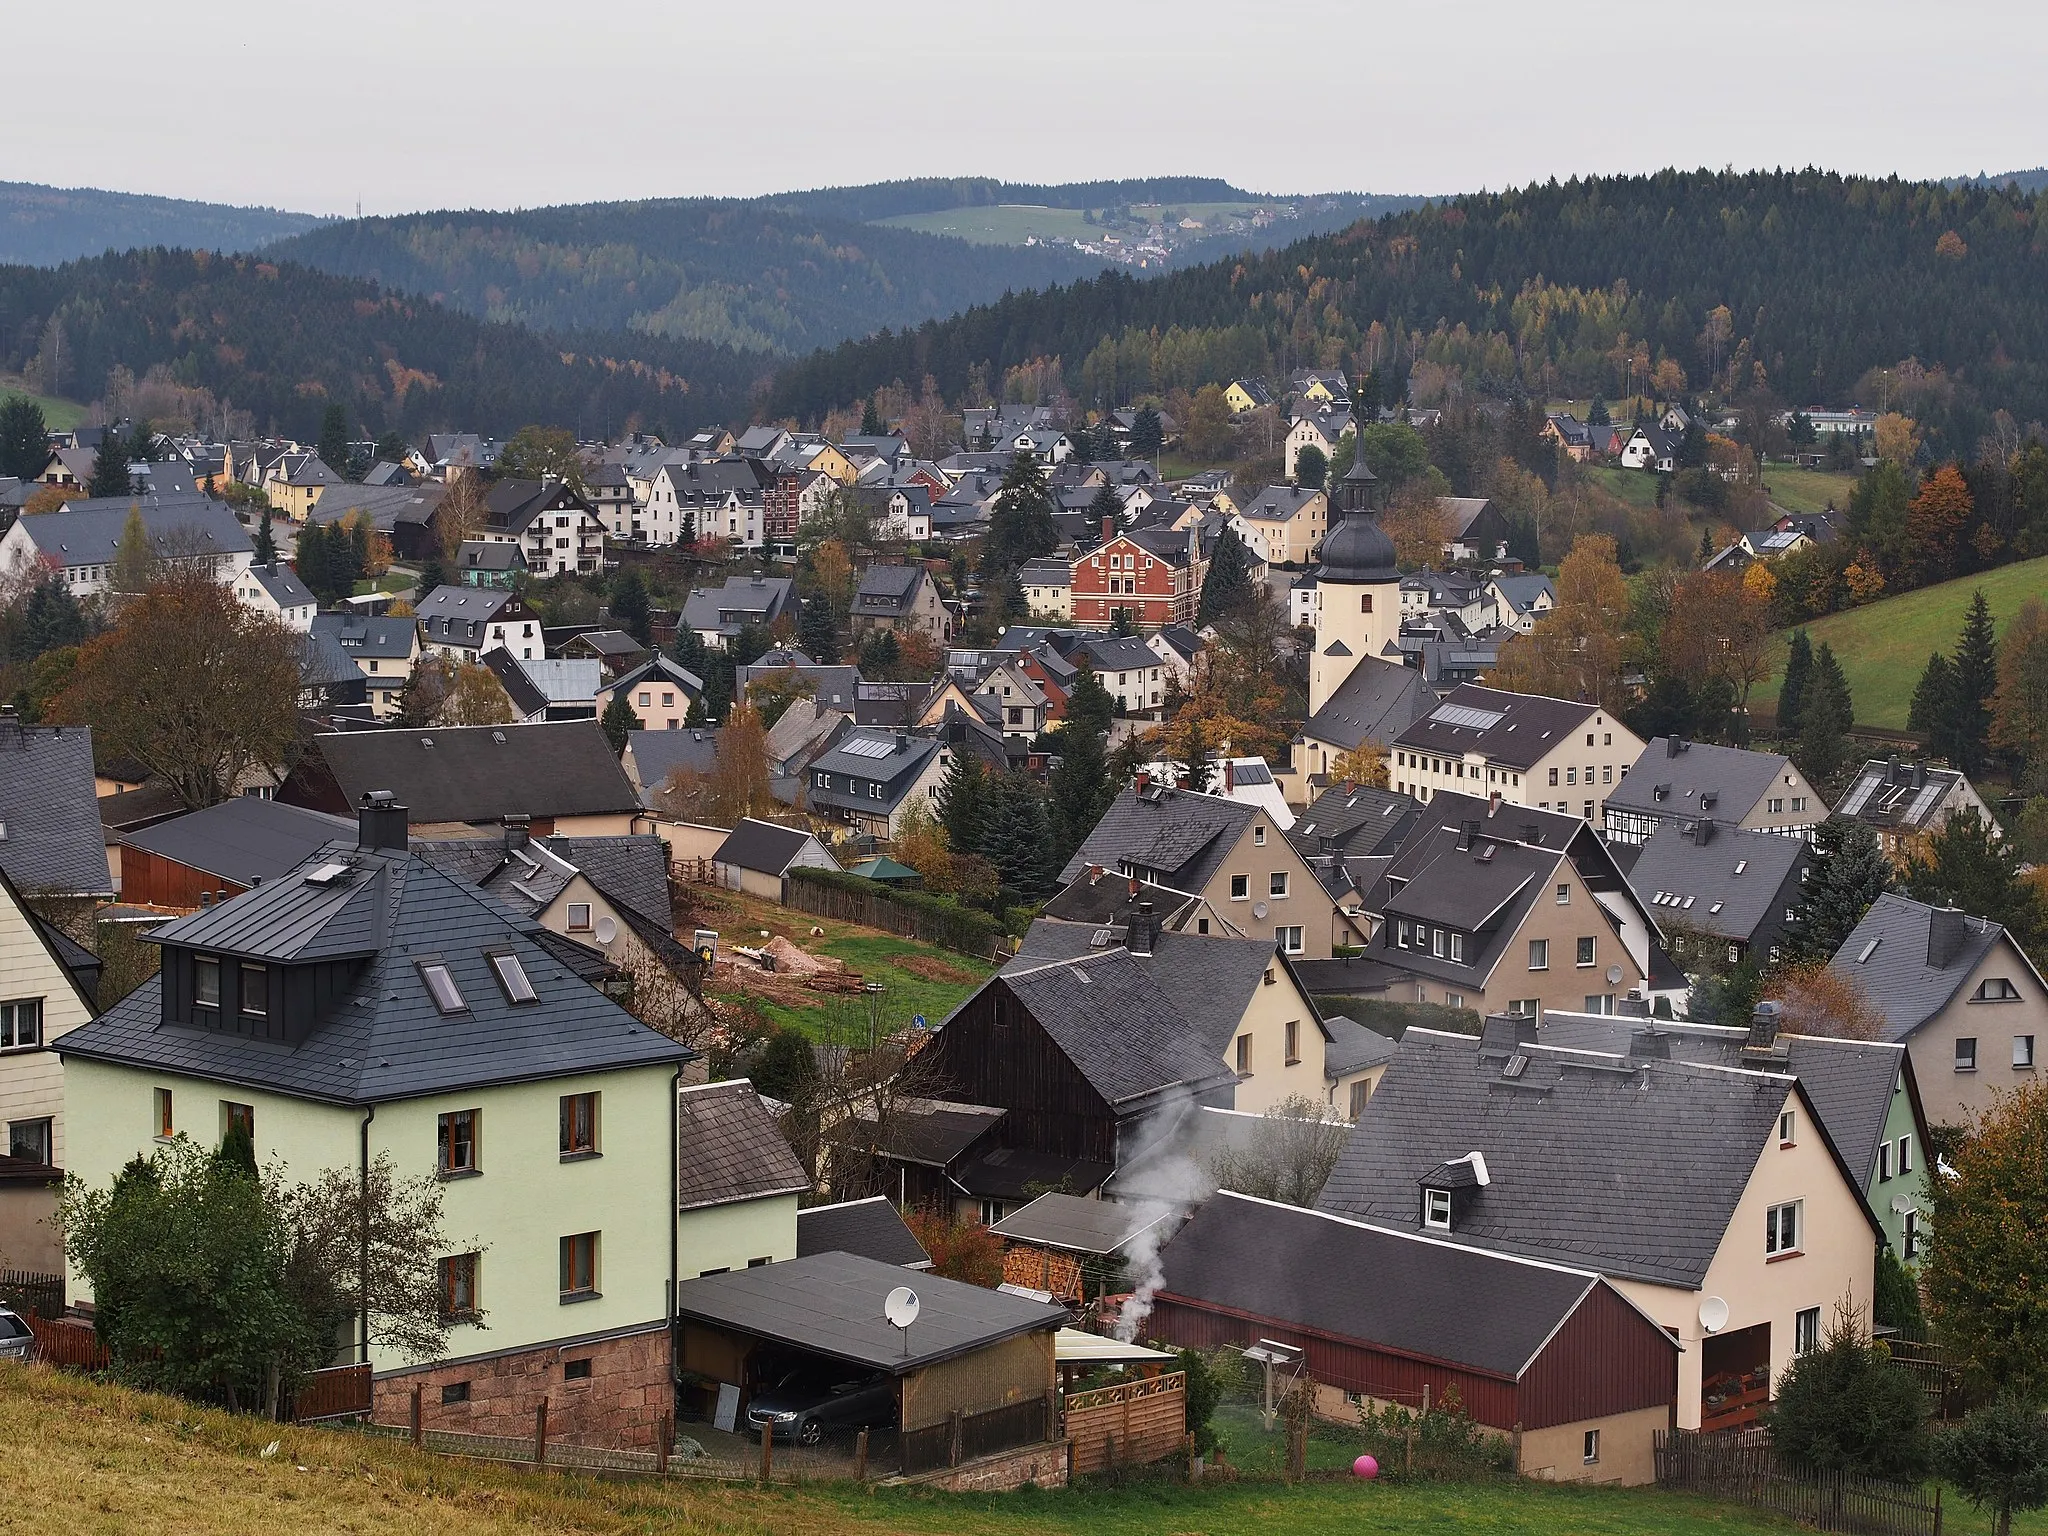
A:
[[419, 961, 468, 1015], [489, 952, 537, 1005]]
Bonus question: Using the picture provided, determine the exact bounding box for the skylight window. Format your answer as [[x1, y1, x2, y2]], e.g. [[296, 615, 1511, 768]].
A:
[[1733, 860, 1748, 875], [1858, 938, 1881, 963], [419, 962, 467, 1014], [489, 953, 537, 1005]]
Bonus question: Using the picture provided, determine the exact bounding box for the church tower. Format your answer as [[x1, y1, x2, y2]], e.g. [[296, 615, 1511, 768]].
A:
[[1307, 449, 1402, 716]]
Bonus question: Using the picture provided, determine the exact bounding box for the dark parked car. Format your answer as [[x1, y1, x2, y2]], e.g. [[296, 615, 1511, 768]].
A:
[[745, 1368, 895, 1446], [0, 1307, 33, 1363]]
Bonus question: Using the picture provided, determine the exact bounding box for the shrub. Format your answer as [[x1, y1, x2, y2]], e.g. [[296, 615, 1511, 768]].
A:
[[1763, 1301, 1930, 1479]]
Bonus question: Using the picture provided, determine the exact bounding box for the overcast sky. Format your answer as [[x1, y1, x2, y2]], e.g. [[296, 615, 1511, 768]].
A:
[[8, 0, 2045, 216]]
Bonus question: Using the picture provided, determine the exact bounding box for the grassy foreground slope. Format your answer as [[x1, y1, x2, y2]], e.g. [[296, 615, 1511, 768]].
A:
[[1752, 556, 2048, 728], [0, 1363, 1831, 1536]]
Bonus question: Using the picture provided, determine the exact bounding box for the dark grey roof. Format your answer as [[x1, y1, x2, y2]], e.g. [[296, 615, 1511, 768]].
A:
[[1315, 506, 1397, 583], [244, 561, 312, 607], [797, 1196, 932, 1268], [872, 1099, 1006, 1167], [1300, 656, 1430, 753], [713, 818, 820, 877], [1395, 685, 1602, 770], [671, 1250, 1065, 1375], [0, 723, 114, 896], [1836, 758, 1977, 832], [1829, 892, 2018, 1043], [1490, 573, 1555, 614], [1058, 784, 1253, 889], [605, 654, 704, 698], [6, 494, 250, 566], [807, 731, 940, 813], [300, 723, 637, 823], [1322, 1014, 1397, 1077], [675, 1080, 810, 1211], [1627, 821, 1809, 941], [852, 563, 927, 616], [118, 798, 355, 886], [988, 1191, 1177, 1256], [312, 612, 417, 660], [1161, 1193, 1658, 1380], [414, 585, 519, 628], [1007, 919, 1309, 1065], [1606, 739, 1797, 822], [681, 575, 795, 637], [1534, 1012, 1911, 1191], [1318, 1026, 1818, 1287], [1288, 782, 1420, 860], [57, 844, 690, 1105], [622, 729, 721, 800], [546, 835, 673, 928], [964, 950, 1239, 1109], [478, 649, 549, 720]]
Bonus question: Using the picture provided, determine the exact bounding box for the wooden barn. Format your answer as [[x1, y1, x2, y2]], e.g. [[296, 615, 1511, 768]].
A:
[[114, 798, 354, 910], [1152, 1193, 1678, 1484]]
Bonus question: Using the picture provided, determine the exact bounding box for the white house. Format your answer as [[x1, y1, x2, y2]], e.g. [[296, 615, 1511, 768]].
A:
[[234, 561, 316, 632], [0, 495, 252, 599]]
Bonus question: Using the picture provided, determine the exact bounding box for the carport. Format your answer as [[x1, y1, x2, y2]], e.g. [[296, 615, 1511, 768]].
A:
[[672, 1251, 1066, 1475]]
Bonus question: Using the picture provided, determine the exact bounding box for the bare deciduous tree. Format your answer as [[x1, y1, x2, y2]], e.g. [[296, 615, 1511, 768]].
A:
[[1208, 1094, 1351, 1207]]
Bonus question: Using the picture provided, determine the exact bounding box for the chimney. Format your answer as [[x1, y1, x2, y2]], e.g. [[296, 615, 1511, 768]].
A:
[[1129, 899, 1160, 956], [1927, 907, 1969, 969], [1102, 514, 1117, 546], [357, 789, 408, 852], [1886, 752, 1901, 784], [1745, 1000, 1784, 1055], [1488, 790, 1502, 816], [1667, 735, 1684, 757], [1224, 760, 1236, 793], [1691, 819, 1715, 845], [1134, 770, 1151, 792], [895, 733, 910, 754], [503, 815, 531, 853]]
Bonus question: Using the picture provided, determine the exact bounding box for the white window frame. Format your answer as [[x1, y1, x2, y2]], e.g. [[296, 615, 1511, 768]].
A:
[[1765, 1200, 1802, 1257], [1423, 1188, 1452, 1230]]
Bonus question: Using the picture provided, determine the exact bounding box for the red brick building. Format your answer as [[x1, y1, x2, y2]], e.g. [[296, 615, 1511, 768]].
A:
[[1070, 520, 1204, 631]]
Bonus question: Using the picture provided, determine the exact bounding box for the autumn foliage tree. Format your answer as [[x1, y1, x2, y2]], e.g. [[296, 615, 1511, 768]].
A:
[[55, 575, 302, 809], [903, 1209, 1005, 1288], [1907, 464, 1974, 585], [1379, 484, 1452, 570], [1491, 534, 1629, 709], [1660, 567, 1777, 741], [1993, 597, 2048, 792]]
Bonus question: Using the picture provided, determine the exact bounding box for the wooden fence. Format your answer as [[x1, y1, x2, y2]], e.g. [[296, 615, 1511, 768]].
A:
[[0, 1269, 63, 1320], [1065, 1371, 1187, 1476], [288, 1363, 373, 1423], [1655, 1428, 1941, 1536], [900, 1397, 1051, 1476], [29, 1314, 108, 1370]]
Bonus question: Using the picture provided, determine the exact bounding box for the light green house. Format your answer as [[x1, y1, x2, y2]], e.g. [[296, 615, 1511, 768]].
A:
[[673, 1080, 808, 1278], [56, 794, 695, 1449]]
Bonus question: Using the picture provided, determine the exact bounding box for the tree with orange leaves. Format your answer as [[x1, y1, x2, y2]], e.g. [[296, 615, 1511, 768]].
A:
[[1906, 463, 1973, 586], [1491, 534, 1629, 709]]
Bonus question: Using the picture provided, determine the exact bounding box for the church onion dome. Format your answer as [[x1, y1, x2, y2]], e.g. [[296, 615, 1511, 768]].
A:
[[1315, 505, 1399, 583]]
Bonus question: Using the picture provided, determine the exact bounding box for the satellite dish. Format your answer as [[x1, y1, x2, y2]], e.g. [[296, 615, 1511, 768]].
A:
[[1699, 1295, 1730, 1334], [593, 915, 618, 945], [1606, 964, 1624, 985], [885, 1286, 921, 1330], [1253, 901, 1270, 919]]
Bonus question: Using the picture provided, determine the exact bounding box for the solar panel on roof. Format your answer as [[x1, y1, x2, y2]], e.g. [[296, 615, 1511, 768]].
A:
[[1907, 782, 1946, 822], [841, 737, 896, 758], [1431, 703, 1505, 731]]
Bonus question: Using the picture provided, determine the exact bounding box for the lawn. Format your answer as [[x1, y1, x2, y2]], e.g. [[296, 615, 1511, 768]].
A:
[[1759, 467, 1859, 516], [1752, 555, 2048, 729], [695, 888, 994, 1041], [352, 570, 415, 596], [1583, 464, 1662, 509], [0, 372, 88, 431]]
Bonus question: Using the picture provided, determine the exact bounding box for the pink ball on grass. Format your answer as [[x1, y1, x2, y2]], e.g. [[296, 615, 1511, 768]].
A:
[[1353, 1454, 1379, 1480]]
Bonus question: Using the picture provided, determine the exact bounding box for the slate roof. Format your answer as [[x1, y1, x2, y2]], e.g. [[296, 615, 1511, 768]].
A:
[[852, 563, 927, 617], [675, 1080, 810, 1211], [1829, 892, 2022, 1043], [1160, 1193, 1661, 1381], [1300, 655, 1430, 752], [0, 722, 114, 896], [1058, 784, 1254, 888], [7, 494, 250, 567], [871, 1099, 1006, 1167], [807, 731, 940, 814], [546, 835, 675, 928], [671, 1251, 1065, 1375], [1317, 1026, 1830, 1288], [1394, 685, 1599, 770], [243, 561, 312, 608], [478, 649, 549, 720], [57, 842, 690, 1105], [118, 798, 355, 886], [681, 576, 795, 638], [414, 584, 520, 632], [714, 817, 822, 877], [305, 482, 444, 533], [1322, 1014, 1397, 1078], [312, 612, 417, 661], [297, 723, 637, 823], [989, 1191, 1178, 1256], [1490, 574, 1555, 616], [1627, 821, 1809, 942], [622, 728, 721, 799], [1836, 758, 1977, 833], [1606, 738, 1800, 823], [796, 1196, 932, 1268], [1288, 782, 1419, 861], [1533, 1012, 1914, 1191], [605, 654, 704, 700], [963, 949, 1239, 1109]]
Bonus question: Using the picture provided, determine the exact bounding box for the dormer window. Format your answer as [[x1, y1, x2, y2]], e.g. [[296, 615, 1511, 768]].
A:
[[1423, 1189, 1452, 1229], [239, 964, 267, 1019], [419, 961, 467, 1015], [194, 956, 222, 1011]]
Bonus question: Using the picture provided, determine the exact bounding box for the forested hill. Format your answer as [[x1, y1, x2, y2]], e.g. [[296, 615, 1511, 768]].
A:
[[0, 249, 768, 442], [0, 182, 322, 266], [764, 170, 2048, 454], [267, 197, 1107, 355]]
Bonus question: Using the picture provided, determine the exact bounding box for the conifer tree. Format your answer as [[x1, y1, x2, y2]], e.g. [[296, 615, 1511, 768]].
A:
[[89, 432, 132, 498], [799, 594, 839, 661], [111, 507, 156, 592], [1129, 406, 1163, 461], [1787, 818, 1892, 963], [1198, 525, 1254, 626], [1796, 642, 1853, 784], [1778, 629, 1814, 738], [1910, 652, 1963, 763], [253, 504, 277, 564], [982, 450, 1059, 577], [609, 567, 652, 647], [932, 750, 989, 859], [318, 403, 351, 480], [1049, 662, 1114, 866], [600, 689, 642, 755], [1954, 589, 1998, 776], [860, 397, 884, 436]]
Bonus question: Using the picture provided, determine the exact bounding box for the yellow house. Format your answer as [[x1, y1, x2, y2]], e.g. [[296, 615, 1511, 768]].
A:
[[0, 864, 100, 1182], [801, 442, 860, 486], [1320, 1021, 1881, 1434], [55, 799, 694, 1451], [1223, 379, 1273, 415], [263, 453, 345, 523]]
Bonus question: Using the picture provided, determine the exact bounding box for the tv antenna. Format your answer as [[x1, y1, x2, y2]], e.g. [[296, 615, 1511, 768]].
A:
[[884, 1285, 920, 1358]]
